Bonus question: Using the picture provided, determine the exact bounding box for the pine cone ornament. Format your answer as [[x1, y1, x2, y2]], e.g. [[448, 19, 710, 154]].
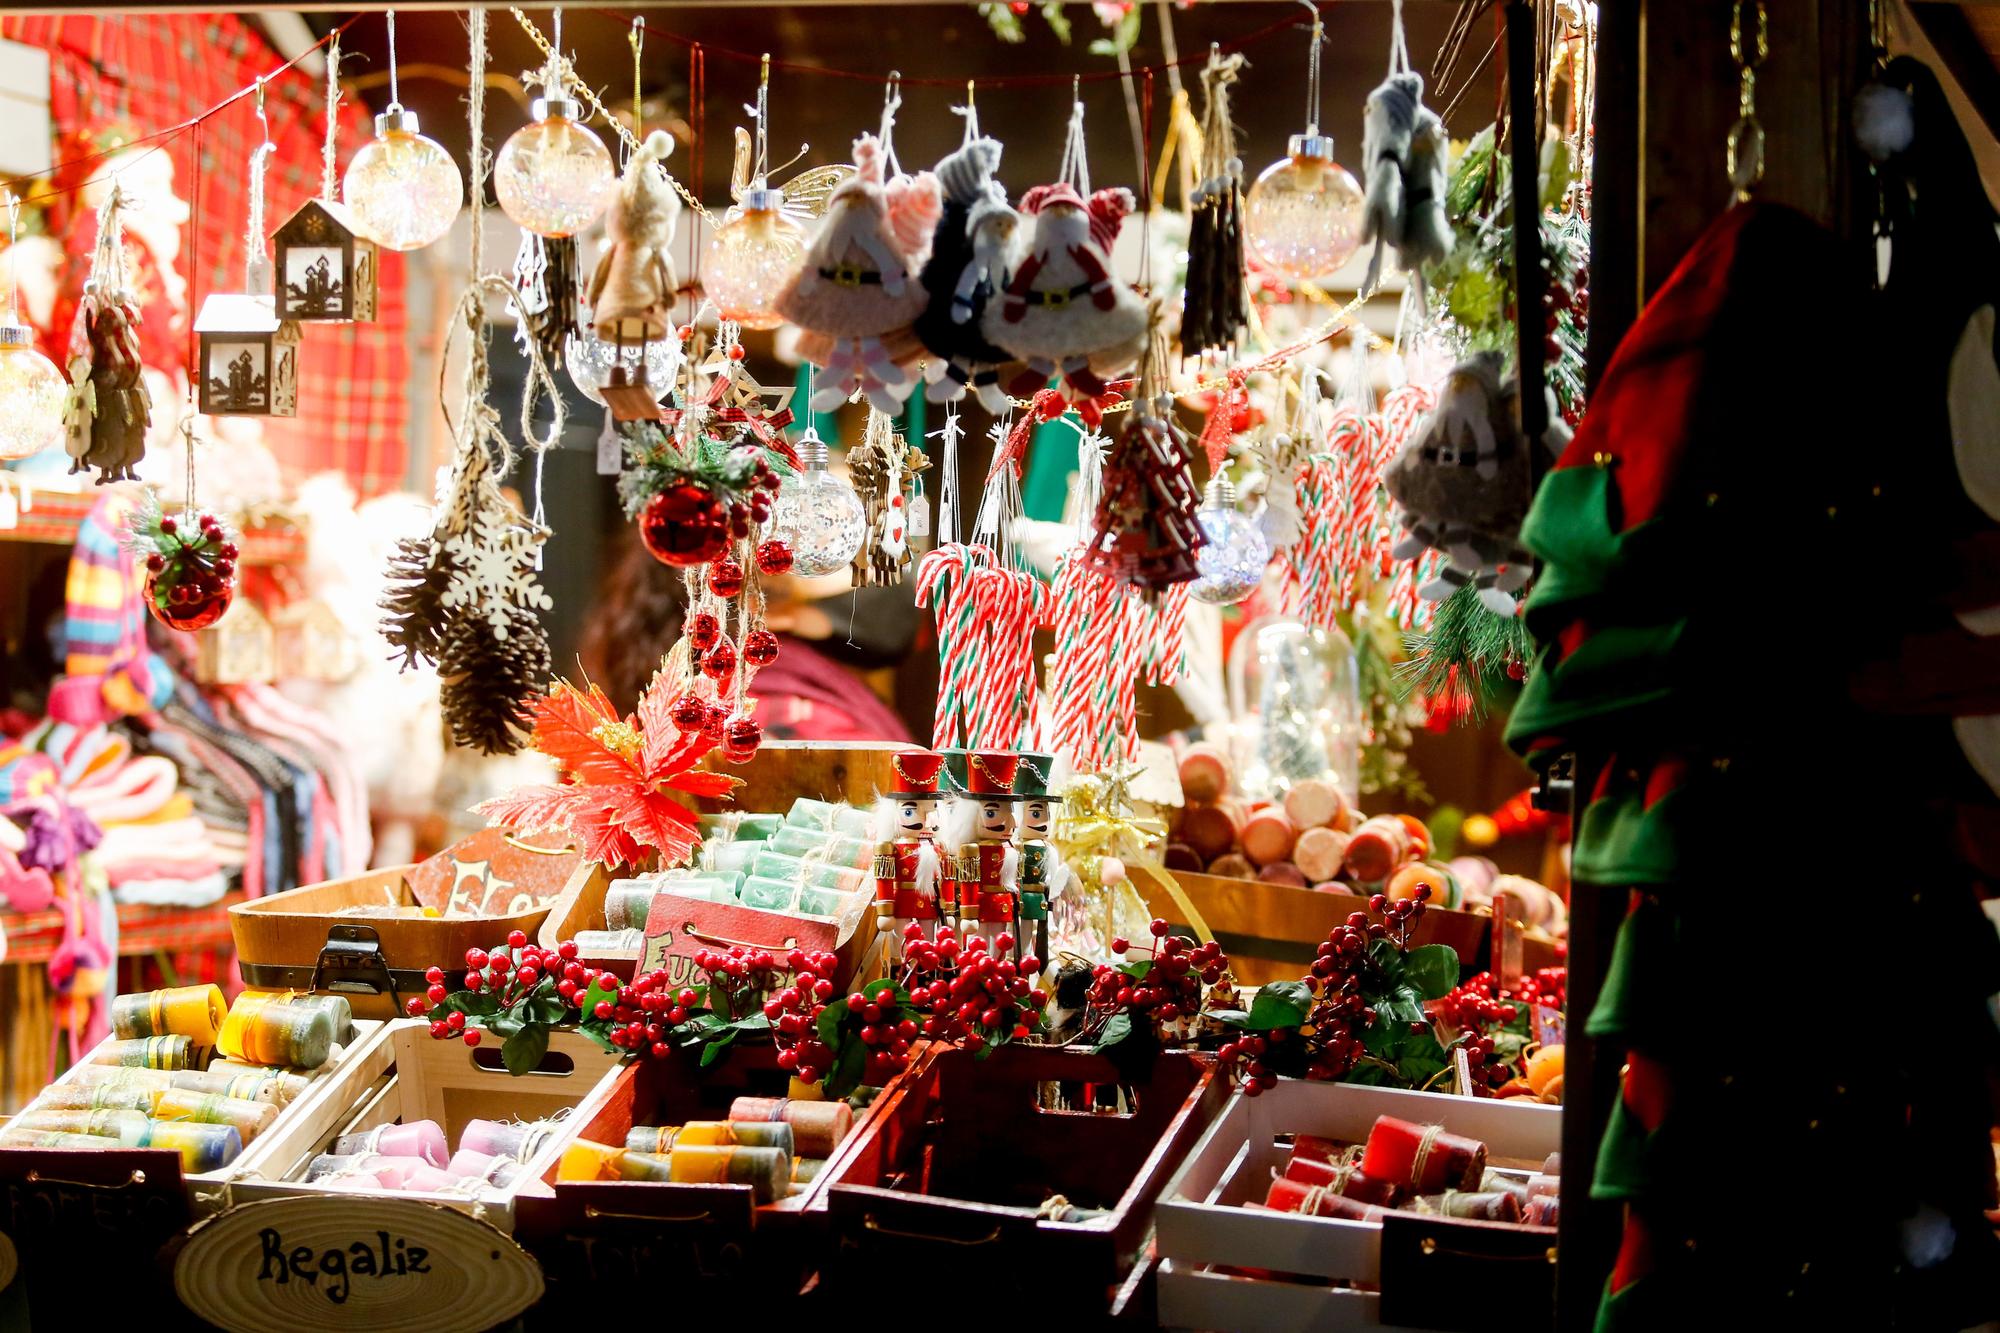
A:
[[380, 534, 454, 667], [438, 600, 552, 755]]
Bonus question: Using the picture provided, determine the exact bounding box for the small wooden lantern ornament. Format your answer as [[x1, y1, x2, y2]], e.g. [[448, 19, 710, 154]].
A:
[[195, 260, 301, 418], [273, 197, 377, 322]]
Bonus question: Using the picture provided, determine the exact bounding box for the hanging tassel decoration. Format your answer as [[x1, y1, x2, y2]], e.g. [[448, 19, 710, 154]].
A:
[[1181, 49, 1248, 357]]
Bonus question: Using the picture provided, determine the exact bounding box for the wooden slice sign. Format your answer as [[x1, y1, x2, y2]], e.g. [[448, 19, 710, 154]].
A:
[[174, 1196, 542, 1333], [0, 1230, 16, 1292]]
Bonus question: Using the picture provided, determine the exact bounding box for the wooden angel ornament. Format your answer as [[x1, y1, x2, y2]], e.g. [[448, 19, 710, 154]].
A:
[[64, 185, 151, 484]]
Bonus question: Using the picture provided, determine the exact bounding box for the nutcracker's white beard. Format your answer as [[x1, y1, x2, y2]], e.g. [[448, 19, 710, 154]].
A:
[[1000, 844, 1019, 893], [913, 840, 942, 899]]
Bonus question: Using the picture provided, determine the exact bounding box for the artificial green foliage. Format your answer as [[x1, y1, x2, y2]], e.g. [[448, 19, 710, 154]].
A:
[[614, 421, 793, 520], [1401, 583, 1534, 719]]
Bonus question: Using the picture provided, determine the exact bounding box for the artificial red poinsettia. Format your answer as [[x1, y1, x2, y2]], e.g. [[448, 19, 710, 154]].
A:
[[473, 670, 740, 869]]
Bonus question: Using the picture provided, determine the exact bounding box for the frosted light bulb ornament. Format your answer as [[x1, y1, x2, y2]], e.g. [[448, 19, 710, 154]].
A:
[[703, 188, 807, 331], [1245, 133, 1364, 281], [0, 324, 64, 462], [1188, 475, 1271, 605], [495, 94, 615, 238], [343, 108, 463, 252], [768, 430, 865, 577]]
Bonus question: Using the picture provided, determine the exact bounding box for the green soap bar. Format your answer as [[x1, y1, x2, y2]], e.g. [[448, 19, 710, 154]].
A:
[[699, 813, 782, 842], [739, 875, 798, 912]]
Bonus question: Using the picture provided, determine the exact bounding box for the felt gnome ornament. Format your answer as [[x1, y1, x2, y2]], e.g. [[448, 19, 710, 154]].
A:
[[588, 130, 683, 343], [914, 136, 1023, 414], [986, 182, 1147, 417], [1359, 8, 1453, 295], [65, 186, 152, 485], [776, 134, 942, 414]]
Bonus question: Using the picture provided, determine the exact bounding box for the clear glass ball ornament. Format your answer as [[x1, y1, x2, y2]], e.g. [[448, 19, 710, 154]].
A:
[[702, 191, 806, 332], [0, 326, 67, 461], [342, 110, 463, 252], [495, 98, 615, 238], [1244, 133, 1364, 281], [1189, 477, 1272, 605], [767, 432, 866, 577], [566, 329, 680, 407]]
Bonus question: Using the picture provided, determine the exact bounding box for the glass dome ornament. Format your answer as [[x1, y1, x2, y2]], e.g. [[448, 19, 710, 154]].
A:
[[565, 328, 681, 407], [1243, 7, 1363, 280], [495, 90, 615, 238], [1226, 615, 1362, 803], [767, 430, 866, 577], [343, 108, 462, 252], [1188, 475, 1271, 605], [704, 189, 807, 331]]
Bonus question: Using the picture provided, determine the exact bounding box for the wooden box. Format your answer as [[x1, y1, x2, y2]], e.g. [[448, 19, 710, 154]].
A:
[[232, 830, 578, 1018], [1154, 1078, 1561, 1331], [818, 1044, 1227, 1313], [694, 741, 908, 813], [225, 1019, 623, 1232]]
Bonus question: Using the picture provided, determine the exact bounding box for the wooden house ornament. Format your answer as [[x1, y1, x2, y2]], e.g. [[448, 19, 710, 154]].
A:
[[195, 261, 300, 418], [195, 597, 275, 686], [272, 197, 377, 323]]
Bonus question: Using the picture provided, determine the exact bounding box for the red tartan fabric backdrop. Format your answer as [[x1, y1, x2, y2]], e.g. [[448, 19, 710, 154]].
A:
[[3, 13, 411, 497]]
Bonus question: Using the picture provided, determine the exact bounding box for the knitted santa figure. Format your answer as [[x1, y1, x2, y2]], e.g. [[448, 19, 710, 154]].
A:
[[984, 183, 1147, 413], [914, 137, 1022, 414], [775, 134, 941, 414]]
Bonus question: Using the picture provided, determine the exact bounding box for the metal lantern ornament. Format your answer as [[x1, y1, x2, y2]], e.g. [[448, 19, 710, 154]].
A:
[[197, 110, 300, 418], [341, 15, 462, 253], [1244, 6, 1364, 280], [0, 193, 65, 461], [496, 19, 615, 239]]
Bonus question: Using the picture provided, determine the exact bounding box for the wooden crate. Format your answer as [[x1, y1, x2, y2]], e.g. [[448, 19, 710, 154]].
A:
[[1154, 1078, 1560, 1332], [819, 1044, 1227, 1313], [224, 1019, 624, 1232], [696, 741, 907, 813]]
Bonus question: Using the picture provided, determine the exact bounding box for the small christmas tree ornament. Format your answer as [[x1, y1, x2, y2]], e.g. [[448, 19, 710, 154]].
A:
[[986, 97, 1145, 420], [586, 129, 682, 420], [776, 86, 941, 414], [196, 100, 301, 418], [342, 16, 462, 253], [495, 20, 615, 238], [1245, 7, 1364, 281], [767, 428, 867, 576], [1188, 474, 1271, 605], [914, 105, 1021, 413], [1358, 1, 1453, 292], [1181, 50, 1249, 356], [58, 184, 146, 474], [1083, 323, 1205, 592], [127, 427, 238, 633], [276, 40, 378, 321]]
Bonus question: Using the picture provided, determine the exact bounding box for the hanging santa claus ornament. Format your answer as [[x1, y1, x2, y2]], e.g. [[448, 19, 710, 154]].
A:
[[776, 78, 941, 414], [985, 97, 1146, 427]]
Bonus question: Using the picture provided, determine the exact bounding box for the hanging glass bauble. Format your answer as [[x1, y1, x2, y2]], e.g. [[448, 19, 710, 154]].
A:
[[702, 189, 806, 331], [767, 432, 865, 577], [1244, 133, 1364, 281], [139, 512, 239, 632], [640, 482, 732, 567], [342, 109, 463, 252], [1188, 476, 1272, 606], [566, 329, 677, 407], [495, 96, 615, 238], [0, 322, 67, 460]]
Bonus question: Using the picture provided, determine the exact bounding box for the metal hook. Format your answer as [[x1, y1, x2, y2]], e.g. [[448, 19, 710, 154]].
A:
[[884, 69, 903, 112]]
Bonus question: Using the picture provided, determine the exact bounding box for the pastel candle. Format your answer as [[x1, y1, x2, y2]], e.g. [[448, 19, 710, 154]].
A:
[[667, 1144, 789, 1203], [556, 1140, 625, 1182], [151, 1091, 278, 1144], [218, 995, 334, 1070], [333, 1119, 447, 1166], [12, 1108, 150, 1146], [1262, 1176, 1385, 1221], [458, 1118, 558, 1164], [1525, 1195, 1559, 1227], [604, 883, 662, 931], [445, 1148, 522, 1187], [0, 1129, 121, 1150], [792, 1157, 826, 1183], [92, 1036, 195, 1070], [30, 1085, 157, 1114], [729, 1095, 850, 1157], [1430, 1190, 1522, 1223], [1342, 816, 1413, 885], [625, 1125, 680, 1155], [1281, 1155, 1401, 1206], [205, 1058, 323, 1085], [1360, 1115, 1487, 1194], [143, 1120, 243, 1172], [111, 985, 227, 1046], [71, 1065, 172, 1092], [400, 1165, 459, 1193], [738, 875, 800, 912], [307, 1152, 416, 1188], [1288, 1134, 1343, 1165]]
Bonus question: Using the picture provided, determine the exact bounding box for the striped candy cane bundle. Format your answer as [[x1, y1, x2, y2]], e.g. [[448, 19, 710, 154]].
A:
[[916, 542, 990, 749], [1049, 549, 1191, 769]]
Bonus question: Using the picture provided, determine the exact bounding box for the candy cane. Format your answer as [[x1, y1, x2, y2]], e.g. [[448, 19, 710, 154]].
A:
[[917, 543, 988, 748]]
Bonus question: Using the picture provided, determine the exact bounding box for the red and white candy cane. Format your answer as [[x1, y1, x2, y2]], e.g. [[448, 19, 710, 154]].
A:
[[916, 542, 990, 749]]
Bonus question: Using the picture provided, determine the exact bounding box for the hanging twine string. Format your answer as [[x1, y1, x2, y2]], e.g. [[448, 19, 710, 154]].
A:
[[879, 72, 904, 179], [1386, 0, 1412, 78], [244, 79, 276, 273], [1057, 84, 1091, 196], [321, 36, 342, 203]]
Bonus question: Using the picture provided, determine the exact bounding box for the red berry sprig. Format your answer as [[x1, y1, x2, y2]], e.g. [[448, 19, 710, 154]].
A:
[[766, 946, 841, 1083], [1084, 918, 1232, 1045], [405, 932, 614, 1050], [898, 923, 1046, 1050]]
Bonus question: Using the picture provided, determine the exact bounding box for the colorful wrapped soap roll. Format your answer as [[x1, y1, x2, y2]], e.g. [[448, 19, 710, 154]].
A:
[[797, 885, 849, 917], [574, 929, 646, 956], [332, 1119, 448, 1167], [12, 1108, 151, 1146], [1257, 861, 1308, 888], [71, 1064, 172, 1092], [0, 1129, 122, 1150], [556, 1140, 674, 1183], [1360, 1116, 1488, 1194], [792, 1157, 826, 1184], [152, 1091, 278, 1144], [679, 1120, 797, 1154], [707, 840, 761, 877], [1282, 1155, 1402, 1206], [1179, 804, 1240, 863], [180, 1066, 314, 1104], [1281, 778, 1348, 832], [698, 811, 782, 842], [144, 1120, 243, 1172], [217, 994, 335, 1070], [459, 1118, 560, 1164], [1292, 827, 1350, 883], [30, 1084, 158, 1113], [767, 826, 869, 867], [305, 1152, 428, 1189], [667, 1143, 789, 1203], [286, 994, 355, 1046], [445, 1148, 523, 1187], [91, 1035, 196, 1070], [1342, 816, 1413, 884], [729, 1095, 851, 1157], [206, 1057, 325, 1084], [738, 875, 801, 912], [397, 1165, 460, 1193], [1418, 1189, 1522, 1223], [750, 850, 864, 894], [111, 985, 227, 1046], [1262, 1176, 1387, 1222], [783, 799, 875, 838], [604, 882, 662, 931]]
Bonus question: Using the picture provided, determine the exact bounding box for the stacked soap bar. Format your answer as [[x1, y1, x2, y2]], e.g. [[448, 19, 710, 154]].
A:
[[304, 1116, 565, 1194], [556, 1095, 856, 1204], [1256, 1114, 1560, 1228], [0, 987, 356, 1173]]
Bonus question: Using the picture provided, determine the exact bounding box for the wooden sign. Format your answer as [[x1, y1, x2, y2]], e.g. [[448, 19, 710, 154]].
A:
[[405, 827, 579, 915], [639, 894, 841, 989], [174, 1196, 542, 1332]]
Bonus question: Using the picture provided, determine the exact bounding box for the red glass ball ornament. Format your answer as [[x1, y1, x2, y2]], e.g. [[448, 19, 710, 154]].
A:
[[688, 611, 721, 651], [754, 539, 793, 576], [722, 714, 763, 763], [743, 629, 780, 667], [701, 704, 730, 742], [669, 693, 709, 731], [707, 556, 746, 599], [639, 482, 732, 567], [702, 637, 738, 681], [145, 566, 235, 632]]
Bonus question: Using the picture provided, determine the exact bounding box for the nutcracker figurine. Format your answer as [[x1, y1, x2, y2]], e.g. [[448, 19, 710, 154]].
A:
[[941, 750, 1023, 950], [1012, 752, 1067, 967], [872, 748, 949, 962]]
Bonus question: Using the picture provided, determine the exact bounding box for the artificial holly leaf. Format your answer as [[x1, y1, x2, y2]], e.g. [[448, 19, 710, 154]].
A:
[[1402, 944, 1461, 1000], [502, 1021, 551, 1075], [527, 681, 641, 785], [816, 997, 851, 1052], [699, 1028, 738, 1068], [863, 979, 900, 1002], [1246, 980, 1313, 1031], [827, 1033, 868, 1098], [580, 978, 619, 1019], [470, 783, 588, 838], [1099, 1012, 1133, 1051], [1099, 1012, 1162, 1084], [1118, 961, 1152, 982]]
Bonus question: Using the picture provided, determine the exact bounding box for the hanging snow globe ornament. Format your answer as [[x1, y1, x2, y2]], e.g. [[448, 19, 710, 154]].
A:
[[1244, 7, 1363, 280], [496, 21, 615, 239], [768, 428, 866, 577], [1188, 474, 1271, 605], [0, 193, 65, 461], [342, 14, 462, 253]]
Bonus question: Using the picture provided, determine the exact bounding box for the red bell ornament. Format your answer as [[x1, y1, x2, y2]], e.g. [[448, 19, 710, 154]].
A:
[[723, 714, 763, 763], [707, 556, 746, 599], [640, 482, 732, 567], [688, 611, 722, 651], [754, 538, 794, 576], [146, 566, 236, 631], [702, 637, 738, 681], [743, 629, 780, 667], [701, 704, 730, 742], [669, 693, 709, 732]]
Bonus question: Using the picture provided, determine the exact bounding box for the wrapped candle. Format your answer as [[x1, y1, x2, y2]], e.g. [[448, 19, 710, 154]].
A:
[[30, 1084, 158, 1113], [1179, 805, 1240, 863], [1163, 843, 1203, 872], [111, 985, 227, 1046], [783, 799, 875, 838], [1281, 778, 1348, 832], [707, 840, 762, 877], [604, 882, 662, 931], [739, 875, 801, 912], [1292, 827, 1351, 883], [71, 1064, 172, 1092], [445, 1149, 523, 1188], [1288, 1134, 1345, 1165], [750, 850, 865, 894], [218, 995, 335, 1070], [1360, 1116, 1488, 1194], [1419, 1189, 1522, 1223], [1525, 1194, 1559, 1227], [729, 1096, 850, 1157], [768, 827, 869, 867], [797, 885, 849, 918], [556, 1140, 674, 1183], [1525, 1170, 1561, 1199], [398, 1165, 461, 1193], [1343, 816, 1413, 885], [1387, 861, 1461, 909], [332, 1119, 447, 1167], [1262, 1176, 1387, 1222], [206, 1057, 325, 1084], [0, 1129, 121, 1150], [668, 1143, 789, 1203], [1177, 745, 1230, 803], [305, 1152, 429, 1189], [12, 1108, 150, 1147], [152, 1091, 278, 1144], [143, 1120, 243, 1172], [792, 1157, 826, 1184], [1282, 1155, 1402, 1206], [1241, 809, 1297, 868], [698, 812, 782, 842], [91, 1036, 196, 1070], [459, 1118, 559, 1164], [1258, 861, 1309, 889], [1477, 1169, 1532, 1204], [180, 1067, 314, 1105], [674, 1120, 796, 1155], [1207, 852, 1256, 879], [574, 929, 646, 956], [284, 994, 355, 1046]]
